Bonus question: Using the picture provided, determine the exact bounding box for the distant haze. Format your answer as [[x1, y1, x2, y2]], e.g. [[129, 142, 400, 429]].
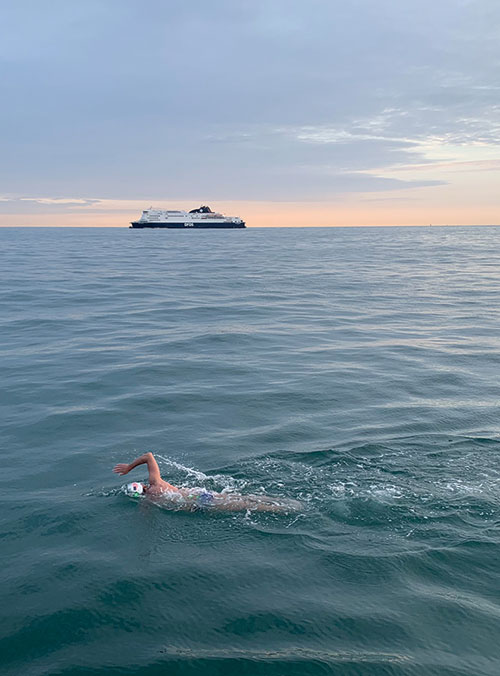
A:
[[1, 0, 499, 226]]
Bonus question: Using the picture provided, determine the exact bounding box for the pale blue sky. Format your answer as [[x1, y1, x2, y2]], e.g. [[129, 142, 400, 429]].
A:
[[1, 0, 499, 225]]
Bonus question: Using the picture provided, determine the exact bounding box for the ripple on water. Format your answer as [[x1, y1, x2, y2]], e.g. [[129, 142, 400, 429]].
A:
[[2, 227, 500, 676]]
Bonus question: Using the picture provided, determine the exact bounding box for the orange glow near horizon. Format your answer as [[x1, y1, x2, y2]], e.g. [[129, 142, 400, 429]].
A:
[[3, 144, 500, 228], [1, 201, 499, 228]]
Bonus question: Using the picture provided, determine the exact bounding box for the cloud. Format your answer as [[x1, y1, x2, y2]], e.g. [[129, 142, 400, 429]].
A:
[[0, 196, 102, 214], [0, 0, 499, 206], [20, 198, 100, 206]]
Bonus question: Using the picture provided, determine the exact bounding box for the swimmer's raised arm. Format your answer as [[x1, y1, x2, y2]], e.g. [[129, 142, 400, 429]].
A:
[[113, 452, 162, 486]]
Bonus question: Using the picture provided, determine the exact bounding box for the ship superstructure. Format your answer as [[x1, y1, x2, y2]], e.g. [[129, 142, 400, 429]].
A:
[[130, 205, 245, 229]]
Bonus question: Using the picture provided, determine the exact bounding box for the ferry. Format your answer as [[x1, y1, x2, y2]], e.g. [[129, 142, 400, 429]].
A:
[[130, 205, 246, 229]]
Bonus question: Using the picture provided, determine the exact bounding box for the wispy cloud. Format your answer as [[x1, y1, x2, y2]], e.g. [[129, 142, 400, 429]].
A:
[[20, 197, 100, 206]]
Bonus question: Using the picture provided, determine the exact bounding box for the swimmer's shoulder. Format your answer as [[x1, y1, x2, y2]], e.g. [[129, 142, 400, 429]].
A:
[[147, 479, 179, 495]]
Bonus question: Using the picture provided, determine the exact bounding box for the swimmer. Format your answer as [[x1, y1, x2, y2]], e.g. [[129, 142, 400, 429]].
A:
[[113, 452, 301, 513]]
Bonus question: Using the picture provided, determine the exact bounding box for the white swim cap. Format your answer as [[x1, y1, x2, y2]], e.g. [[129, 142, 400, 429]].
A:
[[126, 482, 144, 496]]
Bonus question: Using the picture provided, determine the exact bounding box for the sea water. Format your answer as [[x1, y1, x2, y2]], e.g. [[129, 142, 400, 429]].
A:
[[1, 225, 500, 675]]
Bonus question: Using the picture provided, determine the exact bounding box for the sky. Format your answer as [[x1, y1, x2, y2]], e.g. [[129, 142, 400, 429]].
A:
[[1, 0, 500, 227]]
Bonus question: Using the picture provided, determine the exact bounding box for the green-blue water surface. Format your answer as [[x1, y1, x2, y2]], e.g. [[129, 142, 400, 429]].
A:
[[1, 226, 500, 675]]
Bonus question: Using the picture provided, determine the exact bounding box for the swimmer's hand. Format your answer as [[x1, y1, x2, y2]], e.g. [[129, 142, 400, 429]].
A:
[[113, 463, 131, 476], [113, 453, 164, 487]]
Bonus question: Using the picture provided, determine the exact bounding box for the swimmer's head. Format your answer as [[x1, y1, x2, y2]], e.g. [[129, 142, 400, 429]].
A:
[[126, 482, 145, 497]]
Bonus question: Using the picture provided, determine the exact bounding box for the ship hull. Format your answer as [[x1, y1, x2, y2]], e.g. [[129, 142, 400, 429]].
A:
[[130, 221, 246, 229]]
